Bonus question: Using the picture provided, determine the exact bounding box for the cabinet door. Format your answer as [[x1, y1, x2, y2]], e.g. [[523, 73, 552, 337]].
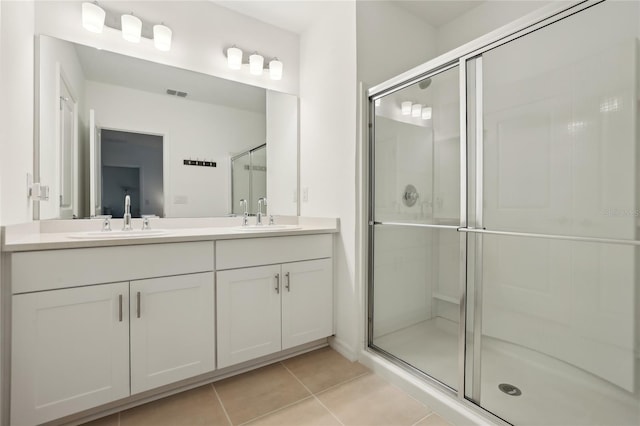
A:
[[130, 273, 215, 394], [11, 282, 129, 426], [282, 259, 333, 349], [217, 265, 282, 368]]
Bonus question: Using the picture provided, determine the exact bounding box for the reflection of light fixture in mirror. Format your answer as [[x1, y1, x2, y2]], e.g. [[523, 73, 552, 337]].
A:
[[121, 14, 142, 43], [249, 53, 264, 75], [153, 24, 172, 51], [269, 58, 283, 80], [411, 103, 422, 117], [82, 2, 106, 33], [401, 101, 412, 115], [422, 106, 432, 120], [227, 46, 243, 70], [375, 99, 381, 107]]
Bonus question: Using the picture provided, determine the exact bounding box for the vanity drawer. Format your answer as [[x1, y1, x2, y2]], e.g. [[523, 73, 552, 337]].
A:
[[216, 234, 332, 270], [11, 242, 214, 294]]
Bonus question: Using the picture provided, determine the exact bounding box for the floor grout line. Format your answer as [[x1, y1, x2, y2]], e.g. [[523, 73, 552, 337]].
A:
[[211, 383, 233, 426], [280, 362, 345, 426], [236, 395, 316, 426], [411, 412, 436, 426], [312, 371, 371, 396]]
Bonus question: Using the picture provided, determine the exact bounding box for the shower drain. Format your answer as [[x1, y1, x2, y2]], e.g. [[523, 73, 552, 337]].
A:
[[498, 383, 522, 396]]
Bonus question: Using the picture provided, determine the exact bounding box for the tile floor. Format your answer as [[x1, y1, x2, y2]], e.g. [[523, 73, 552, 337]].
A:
[[83, 347, 453, 426]]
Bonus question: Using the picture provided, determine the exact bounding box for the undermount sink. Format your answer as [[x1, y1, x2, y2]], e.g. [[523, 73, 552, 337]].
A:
[[232, 224, 302, 232], [67, 229, 170, 239]]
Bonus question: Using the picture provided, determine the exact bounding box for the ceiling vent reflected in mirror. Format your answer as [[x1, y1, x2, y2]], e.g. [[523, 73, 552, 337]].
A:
[[166, 89, 188, 98]]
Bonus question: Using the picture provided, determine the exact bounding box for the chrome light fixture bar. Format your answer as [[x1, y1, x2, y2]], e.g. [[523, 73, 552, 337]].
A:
[[224, 45, 284, 80], [81, 2, 172, 51]]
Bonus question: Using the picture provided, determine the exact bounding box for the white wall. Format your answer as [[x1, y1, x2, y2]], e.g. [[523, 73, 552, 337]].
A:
[[38, 35, 87, 220], [299, 1, 358, 358], [0, 0, 34, 226], [356, 1, 436, 87], [435, 1, 555, 55], [86, 81, 265, 217], [35, 0, 300, 95]]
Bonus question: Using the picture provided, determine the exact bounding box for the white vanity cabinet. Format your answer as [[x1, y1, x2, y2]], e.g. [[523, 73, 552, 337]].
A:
[[11, 282, 131, 426], [216, 235, 333, 368], [10, 242, 215, 426], [130, 273, 215, 394]]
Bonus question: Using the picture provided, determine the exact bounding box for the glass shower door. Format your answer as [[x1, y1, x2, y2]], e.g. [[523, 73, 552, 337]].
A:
[[465, 1, 640, 424], [370, 64, 463, 390]]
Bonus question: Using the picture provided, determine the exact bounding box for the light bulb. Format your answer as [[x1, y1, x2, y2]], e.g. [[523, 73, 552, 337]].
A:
[[249, 53, 264, 75], [153, 24, 172, 51], [82, 2, 106, 33], [411, 103, 422, 117], [422, 107, 432, 120], [121, 14, 142, 43], [269, 58, 283, 80], [401, 101, 412, 115], [227, 47, 243, 70]]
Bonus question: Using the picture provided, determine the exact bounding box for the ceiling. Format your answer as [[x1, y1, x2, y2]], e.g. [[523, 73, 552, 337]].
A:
[[214, 0, 484, 34], [74, 43, 266, 113]]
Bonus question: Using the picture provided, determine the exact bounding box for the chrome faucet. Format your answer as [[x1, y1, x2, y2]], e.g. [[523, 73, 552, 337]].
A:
[[256, 197, 267, 226], [123, 194, 133, 231], [239, 199, 249, 226]]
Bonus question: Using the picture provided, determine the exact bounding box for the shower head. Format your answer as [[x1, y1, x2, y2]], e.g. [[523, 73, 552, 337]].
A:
[[418, 78, 432, 90]]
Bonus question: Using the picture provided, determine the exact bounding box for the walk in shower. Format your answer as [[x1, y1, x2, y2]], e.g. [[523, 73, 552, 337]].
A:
[[367, 1, 640, 424]]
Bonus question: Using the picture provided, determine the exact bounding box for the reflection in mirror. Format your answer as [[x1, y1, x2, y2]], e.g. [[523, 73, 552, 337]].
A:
[[36, 35, 298, 220], [231, 144, 266, 215]]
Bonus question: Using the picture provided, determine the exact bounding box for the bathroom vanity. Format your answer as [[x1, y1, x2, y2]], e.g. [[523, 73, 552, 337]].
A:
[[2, 217, 337, 425]]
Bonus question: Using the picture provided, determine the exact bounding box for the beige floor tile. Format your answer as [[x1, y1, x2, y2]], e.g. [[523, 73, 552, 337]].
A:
[[414, 413, 453, 426], [245, 397, 341, 426], [282, 347, 369, 393], [214, 363, 310, 425], [120, 385, 229, 426], [318, 374, 431, 426], [80, 413, 119, 426]]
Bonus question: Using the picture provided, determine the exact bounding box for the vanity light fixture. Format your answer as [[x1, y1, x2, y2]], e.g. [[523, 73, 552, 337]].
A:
[[121, 13, 142, 43], [153, 24, 172, 51], [227, 46, 243, 70], [422, 106, 432, 120], [411, 103, 422, 118], [80, 3, 172, 51], [269, 58, 283, 80], [249, 53, 264, 75], [225, 46, 284, 80], [82, 2, 106, 33], [401, 101, 412, 115]]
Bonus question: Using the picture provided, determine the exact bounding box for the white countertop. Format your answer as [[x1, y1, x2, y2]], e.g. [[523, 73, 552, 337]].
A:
[[2, 216, 339, 252]]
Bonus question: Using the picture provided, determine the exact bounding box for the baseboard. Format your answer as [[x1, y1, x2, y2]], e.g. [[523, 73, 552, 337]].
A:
[[328, 335, 358, 362]]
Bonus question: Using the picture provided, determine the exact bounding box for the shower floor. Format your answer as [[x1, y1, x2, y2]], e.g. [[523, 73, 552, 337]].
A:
[[373, 319, 640, 426]]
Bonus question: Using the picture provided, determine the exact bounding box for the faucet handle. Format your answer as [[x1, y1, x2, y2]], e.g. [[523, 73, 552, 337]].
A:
[[141, 216, 151, 230], [102, 216, 112, 232]]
